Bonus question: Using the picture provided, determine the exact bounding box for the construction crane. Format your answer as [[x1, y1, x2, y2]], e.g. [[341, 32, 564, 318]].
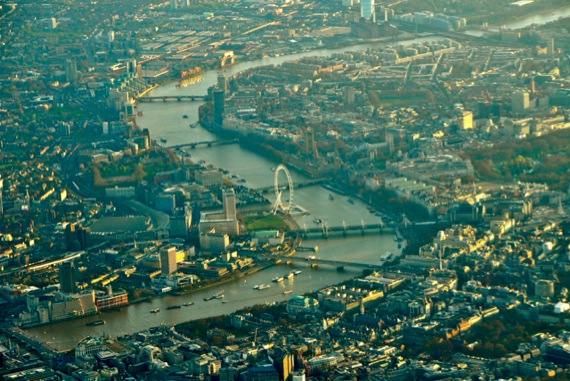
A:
[[298, 351, 311, 380]]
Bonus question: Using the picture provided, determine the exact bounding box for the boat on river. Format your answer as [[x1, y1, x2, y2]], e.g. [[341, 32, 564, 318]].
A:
[[150, 309, 160, 313], [205, 291, 224, 301], [86, 320, 105, 326]]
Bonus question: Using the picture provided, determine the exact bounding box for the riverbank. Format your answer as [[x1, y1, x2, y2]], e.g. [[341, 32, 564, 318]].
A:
[[471, 3, 570, 27], [20, 311, 100, 329]]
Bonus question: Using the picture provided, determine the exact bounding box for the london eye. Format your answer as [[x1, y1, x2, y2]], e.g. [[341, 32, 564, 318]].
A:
[[273, 164, 294, 214]]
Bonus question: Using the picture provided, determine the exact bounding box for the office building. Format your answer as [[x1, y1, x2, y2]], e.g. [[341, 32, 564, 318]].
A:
[[547, 37, 555, 55], [199, 188, 239, 238], [246, 365, 279, 381], [217, 73, 228, 93], [219, 367, 238, 381], [59, 261, 77, 294], [160, 246, 178, 275], [199, 233, 230, 252], [96, 290, 129, 310], [170, 0, 190, 10], [48, 17, 58, 29], [170, 205, 192, 238], [126, 59, 139, 77], [65, 58, 78, 83], [213, 88, 225, 126], [65, 222, 89, 251], [0, 176, 3, 214], [458, 110, 473, 129], [223, 188, 237, 221], [360, 0, 376, 22], [196, 169, 223, 190], [270, 347, 294, 381], [512, 91, 530, 115], [343, 86, 355, 106]]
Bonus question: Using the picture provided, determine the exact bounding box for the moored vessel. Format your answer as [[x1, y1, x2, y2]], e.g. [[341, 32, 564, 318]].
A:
[[86, 320, 105, 326]]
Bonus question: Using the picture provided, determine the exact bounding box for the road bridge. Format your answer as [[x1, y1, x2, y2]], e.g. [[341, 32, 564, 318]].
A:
[[292, 222, 396, 238], [5, 325, 63, 357], [168, 139, 239, 149], [255, 178, 331, 193], [138, 95, 207, 102], [277, 255, 384, 271]]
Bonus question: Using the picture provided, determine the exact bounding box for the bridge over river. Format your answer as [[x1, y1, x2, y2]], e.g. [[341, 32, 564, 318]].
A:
[[167, 138, 239, 149], [4, 325, 63, 358], [254, 178, 331, 193], [137, 95, 208, 102], [276, 255, 385, 271], [292, 222, 396, 238]]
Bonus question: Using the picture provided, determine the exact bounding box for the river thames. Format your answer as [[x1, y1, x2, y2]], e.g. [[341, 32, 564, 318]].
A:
[[26, 10, 570, 349]]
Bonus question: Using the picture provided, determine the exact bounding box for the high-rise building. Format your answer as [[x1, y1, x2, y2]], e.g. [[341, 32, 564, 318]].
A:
[[59, 261, 77, 294], [223, 188, 237, 221], [126, 59, 139, 77], [491, 100, 505, 118], [269, 348, 294, 381], [360, 0, 376, 22], [64, 222, 89, 251], [64, 222, 77, 251], [170, 0, 190, 10], [170, 205, 192, 238], [217, 73, 228, 93], [64, 58, 78, 83], [213, 88, 225, 127], [512, 91, 530, 115], [160, 247, 178, 275], [343, 86, 355, 106], [458, 111, 473, 130], [547, 37, 555, 55], [0, 176, 3, 214], [219, 367, 238, 381], [379, 7, 394, 21]]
